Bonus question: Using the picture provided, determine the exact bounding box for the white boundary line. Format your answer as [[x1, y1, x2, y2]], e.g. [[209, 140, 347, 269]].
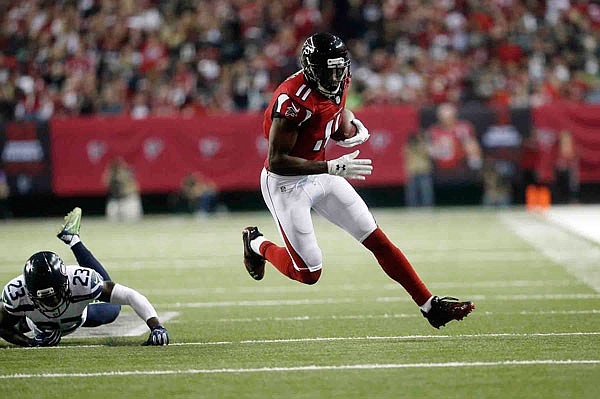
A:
[[501, 213, 600, 292], [4, 332, 598, 350], [1, 359, 598, 379]]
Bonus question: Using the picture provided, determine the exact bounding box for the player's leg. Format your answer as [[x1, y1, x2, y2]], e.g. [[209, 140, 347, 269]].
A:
[[244, 170, 322, 284], [56, 208, 122, 320], [56, 207, 112, 281], [313, 175, 432, 304], [82, 303, 120, 327], [314, 175, 474, 327]]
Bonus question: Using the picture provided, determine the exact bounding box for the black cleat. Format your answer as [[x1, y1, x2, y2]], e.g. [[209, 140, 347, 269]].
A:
[[243, 226, 266, 280], [422, 296, 475, 329]]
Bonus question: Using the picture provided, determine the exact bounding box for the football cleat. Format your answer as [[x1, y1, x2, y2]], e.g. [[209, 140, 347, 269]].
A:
[[56, 207, 82, 244], [422, 296, 475, 329], [242, 226, 266, 280]]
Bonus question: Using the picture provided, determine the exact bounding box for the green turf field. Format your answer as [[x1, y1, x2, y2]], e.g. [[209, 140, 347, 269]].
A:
[[0, 208, 598, 398]]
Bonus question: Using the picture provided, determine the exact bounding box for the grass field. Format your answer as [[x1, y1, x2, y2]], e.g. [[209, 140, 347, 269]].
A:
[[0, 208, 598, 398]]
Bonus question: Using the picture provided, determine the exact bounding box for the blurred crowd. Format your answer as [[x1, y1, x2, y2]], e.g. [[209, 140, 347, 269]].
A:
[[1, 0, 600, 121]]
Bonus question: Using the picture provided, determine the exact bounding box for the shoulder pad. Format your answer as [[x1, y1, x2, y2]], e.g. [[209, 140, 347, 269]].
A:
[[1, 275, 33, 314], [272, 93, 313, 127], [67, 266, 104, 303]]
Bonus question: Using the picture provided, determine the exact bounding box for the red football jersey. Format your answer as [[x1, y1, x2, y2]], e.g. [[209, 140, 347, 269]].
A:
[[263, 71, 348, 169], [427, 121, 475, 170]]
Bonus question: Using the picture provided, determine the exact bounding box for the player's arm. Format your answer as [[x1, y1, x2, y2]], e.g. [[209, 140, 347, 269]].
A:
[[99, 281, 168, 346], [269, 117, 373, 180], [0, 302, 60, 347], [0, 303, 33, 347], [268, 117, 328, 176]]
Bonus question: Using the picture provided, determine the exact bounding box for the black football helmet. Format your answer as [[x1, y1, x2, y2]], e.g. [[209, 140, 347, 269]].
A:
[[24, 251, 71, 318], [301, 33, 351, 99]]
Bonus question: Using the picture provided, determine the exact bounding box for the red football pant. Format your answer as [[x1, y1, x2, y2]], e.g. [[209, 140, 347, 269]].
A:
[[259, 241, 321, 285], [362, 228, 431, 306]]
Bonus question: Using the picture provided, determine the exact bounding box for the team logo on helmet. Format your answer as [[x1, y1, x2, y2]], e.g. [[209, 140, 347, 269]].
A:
[[302, 37, 316, 55]]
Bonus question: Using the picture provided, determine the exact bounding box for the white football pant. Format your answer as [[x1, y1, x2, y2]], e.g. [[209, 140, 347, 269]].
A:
[[260, 168, 377, 272]]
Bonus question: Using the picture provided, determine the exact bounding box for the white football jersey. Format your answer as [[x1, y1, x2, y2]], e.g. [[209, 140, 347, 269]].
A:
[[1, 265, 104, 335]]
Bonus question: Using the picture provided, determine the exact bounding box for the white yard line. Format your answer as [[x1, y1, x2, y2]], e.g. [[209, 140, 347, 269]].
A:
[[5, 331, 599, 351], [212, 309, 600, 323], [501, 213, 600, 293], [0, 359, 598, 379], [142, 280, 582, 296], [155, 293, 600, 308], [377, 293, 600, 302]]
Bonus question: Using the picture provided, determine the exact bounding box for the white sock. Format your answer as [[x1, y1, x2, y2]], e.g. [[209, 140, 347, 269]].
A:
[[69, 235, 81, 248], [250, 236, 267, 255], [419, 296, 434, 313]]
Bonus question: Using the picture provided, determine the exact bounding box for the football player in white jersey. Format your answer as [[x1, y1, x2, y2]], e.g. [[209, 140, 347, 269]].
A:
[[0, 208, 169, 347]]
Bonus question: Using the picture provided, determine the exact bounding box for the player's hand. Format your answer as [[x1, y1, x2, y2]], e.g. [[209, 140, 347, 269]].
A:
[[144, 325, 169, 346], [327, 150, 373, 180], [336, 118, 370, 148], [32, 329, 62, 347]]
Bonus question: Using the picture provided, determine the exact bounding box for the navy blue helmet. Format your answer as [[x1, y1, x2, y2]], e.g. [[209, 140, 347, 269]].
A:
[[23, 251, 70, 318]]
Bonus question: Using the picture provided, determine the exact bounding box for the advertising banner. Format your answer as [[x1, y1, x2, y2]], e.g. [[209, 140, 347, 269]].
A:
[[50, 106, 418, 195], [533, 103, 600, 183]]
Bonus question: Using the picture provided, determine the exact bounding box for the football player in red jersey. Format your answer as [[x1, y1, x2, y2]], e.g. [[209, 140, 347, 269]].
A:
[[242, 33, 474, 328]]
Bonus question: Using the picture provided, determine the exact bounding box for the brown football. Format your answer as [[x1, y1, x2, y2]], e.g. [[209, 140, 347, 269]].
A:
[[331, 108, 357, 141]]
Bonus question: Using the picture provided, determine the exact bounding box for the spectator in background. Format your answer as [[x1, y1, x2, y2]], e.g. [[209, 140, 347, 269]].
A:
[[403, 131, 434, 207], [102, 158, 143, 222], [428, 103, 482, 173], [2, 1, 599, 122], [554, 130, 579, 204], [171, 172, 218, 216], [0, 169, 10, 219], [482, 161, 512, 208]]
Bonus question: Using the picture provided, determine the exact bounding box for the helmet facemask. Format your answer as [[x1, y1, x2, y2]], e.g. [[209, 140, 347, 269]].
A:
[[29, 281, 70, 318], [308, 58, 350, 97]]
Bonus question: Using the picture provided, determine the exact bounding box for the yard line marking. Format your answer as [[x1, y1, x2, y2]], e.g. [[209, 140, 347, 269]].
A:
[[154, 293, 600, 308], [212, 309, 600, 323], [3, 332, 598, 351], [157, 298, 356, 308], [232, 332, 600, 345], [377, 293, 600, 302], [142, 280, 583, 296], [1, 359, 598, 379], [501, 213, 600, 292]]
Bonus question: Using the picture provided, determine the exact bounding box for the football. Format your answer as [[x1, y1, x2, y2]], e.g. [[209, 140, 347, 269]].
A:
[[331, 108, 357, 141]]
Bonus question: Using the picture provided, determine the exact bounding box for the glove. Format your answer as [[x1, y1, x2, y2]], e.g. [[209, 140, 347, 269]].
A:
[[32, 329, 62, 347], [327, 150, 373, 180], [336, 119, 370, 148], [144, 325, 169, 346]]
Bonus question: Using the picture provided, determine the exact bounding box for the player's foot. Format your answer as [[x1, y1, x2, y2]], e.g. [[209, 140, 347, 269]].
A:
[[242, 226, 266, 280], [422, 296, 475, 329], [57, 207, 82, 244]]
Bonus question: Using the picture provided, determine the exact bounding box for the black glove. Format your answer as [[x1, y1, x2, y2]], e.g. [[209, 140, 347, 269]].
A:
[[32, 329, 62, 347], [144, 325, 169, 346]]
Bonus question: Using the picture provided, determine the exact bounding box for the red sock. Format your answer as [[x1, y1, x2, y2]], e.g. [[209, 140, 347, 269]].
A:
[[362, 228, 431, 306], [259, 241, 321, 285]]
